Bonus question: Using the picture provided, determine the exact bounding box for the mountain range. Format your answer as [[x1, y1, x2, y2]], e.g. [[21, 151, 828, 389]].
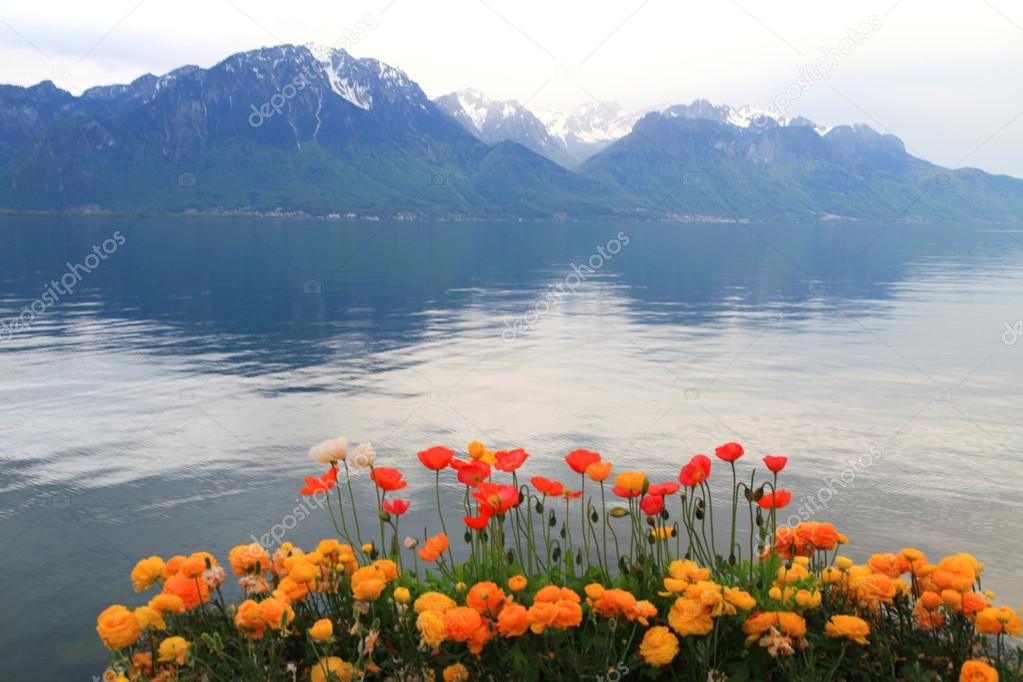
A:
[[2, 43, 1022, 222]]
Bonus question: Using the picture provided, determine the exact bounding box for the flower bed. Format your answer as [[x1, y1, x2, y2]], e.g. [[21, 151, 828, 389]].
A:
[[98, 440, 1022, 681]]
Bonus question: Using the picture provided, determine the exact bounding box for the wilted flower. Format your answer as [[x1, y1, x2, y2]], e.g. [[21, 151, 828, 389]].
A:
[[309, 436, 348, 464]]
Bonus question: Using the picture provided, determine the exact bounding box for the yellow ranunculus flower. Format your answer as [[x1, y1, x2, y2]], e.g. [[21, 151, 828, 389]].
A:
[[414, 591, 457, 614], [639, 625, 679, 666], [508, 575, 528, 592], [835, 556, 853, 570], [310, 657, 354, 682], [724, 587, 757, 611], [824, 615, 870, 645], [416, 610, 447, 647], [133, 606, 166, 631], [393, 586, 411, 603], [96, 605, 141, 650], [131, 556, 166, 592], [959, 660, 998, 682], [668, 597, 713, 637], [309, 618, 333, 641], [157, 636, 190, 664]]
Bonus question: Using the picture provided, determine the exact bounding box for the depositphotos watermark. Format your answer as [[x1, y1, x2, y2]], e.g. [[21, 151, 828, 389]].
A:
[[248, 67, 316, 128], [0, 231, 125, 343], [250, 490, 331, 550], [751, 16, 882, 128], [502, 231, 630, 342], [782, 446, 883, 527]]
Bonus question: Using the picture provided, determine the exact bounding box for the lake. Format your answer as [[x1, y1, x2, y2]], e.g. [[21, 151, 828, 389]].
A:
[[1, 215, 1021, 679]]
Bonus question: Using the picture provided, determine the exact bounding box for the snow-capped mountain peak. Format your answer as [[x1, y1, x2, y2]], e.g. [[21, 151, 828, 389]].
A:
[[305, 43, 422, 111]]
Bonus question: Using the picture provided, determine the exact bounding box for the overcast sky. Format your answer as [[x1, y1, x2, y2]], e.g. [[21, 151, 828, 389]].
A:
[[2, 0, 1022, 177]]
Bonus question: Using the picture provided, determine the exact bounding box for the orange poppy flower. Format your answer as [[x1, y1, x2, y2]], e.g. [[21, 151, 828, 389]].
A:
[[299, 466, 338, 496], [678, 455, 711, 487], [495, 448, 529, 472], [531, 476, 564, 497], [757, 490, 792, 510], [585, 460, 613, 482]]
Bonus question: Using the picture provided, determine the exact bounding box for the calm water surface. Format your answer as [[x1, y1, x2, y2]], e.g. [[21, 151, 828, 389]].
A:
[[1, 216, 1021, 679]]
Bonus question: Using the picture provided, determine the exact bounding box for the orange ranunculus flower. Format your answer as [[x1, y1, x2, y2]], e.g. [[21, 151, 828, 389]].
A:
[[633, 600, 658, 625], [742, 611, 805, 643], [443, 606, 483, 642], [148, 593, 185, 615], [975, 606, 1022, 636], [857, 573, 896, 609], [162, 572, 210, 610], [309, 618, 333, 641], [942, 590, 988, 616], [593, 588, 637, 619], [259, 597, 295, 630], [373, 559, 399, 581], [669, 597, 713, 637], [467, 581, 507, 617], [96, 605, 141, 650], [276, 576, 310, 602], [534, 585, 580, 604], [553, 600, 583, 629], [133, 606, 166, 631], [370, 466, 407, 491], [131, 556, 166, 592], [810, 523, 839, 550], [496, 603, 529, 637], [162, 554, 186, 578], [898, 547, 927, 574], [824, 615, 870, 645], [414, 591, 457, 614], [913, 599, 945, 630], [467, 620, 494, 654], [235, 599, 266, 639], [311, 657, 355, 682], [351, 565, 387, 601], [868, 553, 902, 578], [565, 449, 601, 474], [639, 625, 680, 666], [586, 460, 613, 482], [724, 588, 757, 612], [526, 601, 559, 634], [286, 556, 319, 584], [443, 663, 470, 682], [959, 660, 999, 682], [585, 583, 606, 601], [507, 575, 527, 592], [418, 533, 448, 562], [419, 445, 455, 470], [228, 544, 270, 577]]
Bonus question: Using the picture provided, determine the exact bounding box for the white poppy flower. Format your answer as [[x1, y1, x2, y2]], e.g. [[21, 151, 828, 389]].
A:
[[309, 436, 348, 464], [352, 442, 375, 468]]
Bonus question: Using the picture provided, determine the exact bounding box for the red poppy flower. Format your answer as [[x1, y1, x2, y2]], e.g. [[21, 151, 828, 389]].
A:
[[757, 490, 792, 509], [457, 461, 491, 488], [715, 442, 744, 463], [763, 455, 788, 473], [611, 485, 642, 499], [531, 476, 564, 497], [418, 445, 455, 471], [640, 493, 664, 515], [383, 498, 410, 516], [299, 466, 338, 496], [495, 448, 529, 473], [464, 509, 491, 530], [678, 455, 712, 487], [648, 481, 680, 497], [562, 489, 582, 499], [450, 457, 469, 470], [370, 466, 408, 492], [472, 482, 519, 516], [565, 449, 602, 474]]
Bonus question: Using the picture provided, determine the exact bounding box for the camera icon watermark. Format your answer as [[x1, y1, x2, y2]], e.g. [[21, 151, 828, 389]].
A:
[[1002, 320, 1022, 346], [430, 173, 449, 186], [430, 388, 449, 402], [934, 387, 952, 402], [178, 172, 196, 187], [935, 173, 952, 186], [51, 63, 72, 80], [808, 280, 826, 295], [179, 388, 196, 401], [683, 387, 701, 401], [555, 64, 575, 79], [682, 172, 701, 186], [304, 280, 323, 294]]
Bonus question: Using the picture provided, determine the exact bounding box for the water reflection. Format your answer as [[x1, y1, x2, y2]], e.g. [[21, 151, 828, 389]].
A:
[[0, 216, 1021, 679]]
